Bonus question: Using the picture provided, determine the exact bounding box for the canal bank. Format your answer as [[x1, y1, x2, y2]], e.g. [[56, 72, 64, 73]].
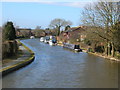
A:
[[0, 40, 35, 76], [87, 52, 120, 62], [57, 42, 120, 62]]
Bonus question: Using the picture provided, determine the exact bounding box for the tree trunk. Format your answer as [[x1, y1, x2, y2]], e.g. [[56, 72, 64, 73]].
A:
[[111, 42, 115, 57], [104, 45, 108, 55], [107, 43, 111, 56], [57, 26, 61, 36]]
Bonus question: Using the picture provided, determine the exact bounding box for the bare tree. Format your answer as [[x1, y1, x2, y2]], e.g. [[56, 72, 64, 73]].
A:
[[49, 18, 72, 36], [35, 26, 41, 30], [81, 1, 119, 56]]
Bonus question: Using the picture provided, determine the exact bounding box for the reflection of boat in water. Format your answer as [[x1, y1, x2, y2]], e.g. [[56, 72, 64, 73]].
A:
[[63, 43, 82, 52], [30, 36, 35, 39]]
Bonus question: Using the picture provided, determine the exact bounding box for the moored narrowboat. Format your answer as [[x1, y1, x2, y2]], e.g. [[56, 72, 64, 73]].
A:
[[63, 43, 82, 52]]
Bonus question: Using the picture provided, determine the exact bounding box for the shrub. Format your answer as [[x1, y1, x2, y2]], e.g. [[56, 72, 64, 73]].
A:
[[2, 40, 18, 59]]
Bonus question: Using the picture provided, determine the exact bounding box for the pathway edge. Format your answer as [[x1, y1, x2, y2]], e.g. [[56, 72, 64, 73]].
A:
[[0, 40, 35, 76]]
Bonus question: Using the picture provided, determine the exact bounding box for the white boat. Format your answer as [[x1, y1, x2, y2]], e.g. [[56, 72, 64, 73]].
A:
[[44, 36, 50, 44], [30, 36, 35, 39], [49, 36, 57, 46], [40, 37, 44, 42], [49, 40, 53, 46]]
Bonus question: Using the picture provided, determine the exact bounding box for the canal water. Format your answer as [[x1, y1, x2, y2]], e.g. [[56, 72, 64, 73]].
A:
[[2, 39, 118, 88]]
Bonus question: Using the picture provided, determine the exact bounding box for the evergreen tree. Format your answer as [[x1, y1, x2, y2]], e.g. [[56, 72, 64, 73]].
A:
[[3, 21, 16, 40]]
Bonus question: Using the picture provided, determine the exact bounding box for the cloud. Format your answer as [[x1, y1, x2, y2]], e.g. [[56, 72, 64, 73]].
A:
[[1, 0, 93, 8], [1, 0, 39, 2], [1, 0, 119, 8], [1, 0, 97, 2], [38, 2, 90, 8], [2, 0, 119, 2], [62, 2, 89, 8]]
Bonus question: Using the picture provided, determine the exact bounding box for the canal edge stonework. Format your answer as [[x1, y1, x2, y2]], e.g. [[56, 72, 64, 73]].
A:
[[57, 43, 120, 62], [0, 40, 35, 76], [87, 52, 120, 62]]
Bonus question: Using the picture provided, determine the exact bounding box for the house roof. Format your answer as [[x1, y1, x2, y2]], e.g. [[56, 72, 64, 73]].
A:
[[17, 28, 31, 31], [64, 26, 85, 33]]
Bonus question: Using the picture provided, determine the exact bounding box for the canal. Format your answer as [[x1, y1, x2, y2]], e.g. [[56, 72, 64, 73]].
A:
[[2, 39, 118, 88]]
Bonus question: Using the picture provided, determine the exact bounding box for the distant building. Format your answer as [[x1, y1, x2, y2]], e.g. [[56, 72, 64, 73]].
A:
[[44, 30, 52, 36], [16, 28, 32, 37], [61, 26, 86, 43]]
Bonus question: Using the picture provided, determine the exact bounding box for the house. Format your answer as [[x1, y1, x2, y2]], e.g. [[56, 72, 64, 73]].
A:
[[61, 26, 86, 44], [16, 28, 32, 37]]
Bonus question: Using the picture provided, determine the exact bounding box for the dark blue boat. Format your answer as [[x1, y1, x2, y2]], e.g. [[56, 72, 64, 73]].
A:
[[63, 43, 82, 52]]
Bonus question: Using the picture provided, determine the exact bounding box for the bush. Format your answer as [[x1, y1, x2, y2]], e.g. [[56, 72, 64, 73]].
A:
[[87, 48, 94, 52], [95, 46, 104, 53], [2, 40, 18, 59], [115, 51, 120, 59]]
